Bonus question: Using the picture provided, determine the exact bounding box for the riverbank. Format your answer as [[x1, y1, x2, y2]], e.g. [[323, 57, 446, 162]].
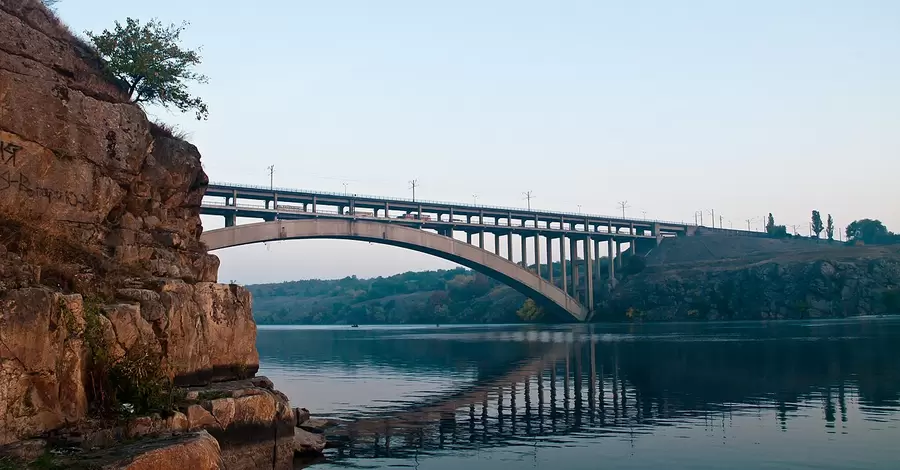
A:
[[600, 241, 900, 321]]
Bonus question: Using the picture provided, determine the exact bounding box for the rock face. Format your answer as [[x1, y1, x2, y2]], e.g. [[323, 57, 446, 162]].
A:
[[182, 378, 295, 469], [0, 0, 259, 449], [603, 245, 900, 321], [79, 431, 225, 470]]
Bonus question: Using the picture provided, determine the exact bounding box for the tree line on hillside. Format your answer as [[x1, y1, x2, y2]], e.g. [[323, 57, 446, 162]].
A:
[[765, 212, 898, 245]]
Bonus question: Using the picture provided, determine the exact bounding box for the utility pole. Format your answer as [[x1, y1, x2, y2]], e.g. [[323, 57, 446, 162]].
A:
[[642, 210, 647, 220], [523, 191, 535, 211], [695, 210, 703, 226], [409, 179, 419, 202], [342, 182, 348, 195], [472, 194, 478, 205], [745, 217, 753, 231], [790, 224, 802, 236], [618, 201, 630, 218], [708, 209, 716, 228], [577, 204, 582, 214], [719, 215, 724, 229], [266, 165, 275, 190]]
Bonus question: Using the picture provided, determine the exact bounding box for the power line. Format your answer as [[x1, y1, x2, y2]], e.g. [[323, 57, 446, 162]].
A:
[[523, 191, 535, 210], [617, 201, 631, 218], [409, 179, 420, 202]]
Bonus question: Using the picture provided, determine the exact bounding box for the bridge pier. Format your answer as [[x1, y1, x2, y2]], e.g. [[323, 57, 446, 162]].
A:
[[507, 233, 514, 262], [520, 234, 527, 268], [479, 230, 485, 249], [534, 235, 541, 277], [570, 237, 578, 298], [494, 233, 500, 256], [585, 236, 593, 308], [224, 213, 235, 227], [559, 236, 568, 296], [615, 241, 622, 270], [594, 239, 602, 284], [546, 236, 554, 284], [608, 240, 616, 287]]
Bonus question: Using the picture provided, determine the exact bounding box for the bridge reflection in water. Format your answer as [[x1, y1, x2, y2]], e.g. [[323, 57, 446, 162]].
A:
[[301, 322, 900, 462]]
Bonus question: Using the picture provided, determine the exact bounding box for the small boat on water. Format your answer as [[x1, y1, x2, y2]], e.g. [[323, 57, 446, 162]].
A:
[[351, 324, 359, 328]]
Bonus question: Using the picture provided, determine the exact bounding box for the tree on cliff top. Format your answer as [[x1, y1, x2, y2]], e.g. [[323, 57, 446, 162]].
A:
[[811, 210, 824, 239], [826, 214, 835, 241], [86, 18, 209, 120]]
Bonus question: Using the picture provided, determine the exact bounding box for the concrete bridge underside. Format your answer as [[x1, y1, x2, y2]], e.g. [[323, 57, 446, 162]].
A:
[[201, 219, 589, 322]]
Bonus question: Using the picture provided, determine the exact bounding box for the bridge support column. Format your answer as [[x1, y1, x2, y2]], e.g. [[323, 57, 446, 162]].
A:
[[546, 236, 554, 284], [629, 239, 636, 256], [594, 239, 602, 284], [520, 234, 528, 268], [615, 241, 622, 270], [534, 235, 541, 276], [224, 213, 235, 227], [494, 233, 500, 255], [467, 232, 473, 245], [507, 233, 514, 262], [608, 240, 616, 286], [570, 237, 579, 297], [559, 236, 567, 296], [585, 236, 593, 308], [479, 230, 485, 249]]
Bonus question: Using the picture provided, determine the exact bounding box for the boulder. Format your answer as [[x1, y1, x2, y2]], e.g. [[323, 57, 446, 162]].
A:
[[293, 427, 326, 455], [79, 431, 224, 470]]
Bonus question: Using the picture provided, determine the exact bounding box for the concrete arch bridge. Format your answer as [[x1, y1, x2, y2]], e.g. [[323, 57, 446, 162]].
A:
[[202, 219, 597, 321]]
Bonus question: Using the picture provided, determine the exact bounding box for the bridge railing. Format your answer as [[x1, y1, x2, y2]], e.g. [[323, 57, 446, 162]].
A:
[[207, 181, 699, 228], [201, 201, 603, 229]]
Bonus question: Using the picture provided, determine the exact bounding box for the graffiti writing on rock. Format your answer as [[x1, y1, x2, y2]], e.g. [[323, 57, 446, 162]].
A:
[[0, 170, 90, 210], [0, 141, 22, 166]]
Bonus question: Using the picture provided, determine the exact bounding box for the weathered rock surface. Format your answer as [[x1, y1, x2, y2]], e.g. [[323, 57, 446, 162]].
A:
[[181, 378, 295, 469], [78, 431, 224, 470], [0, 287, 86, 445], [293, 427, 326, 455], [0, 0, 260, 452], [602, 245, 900, 321]]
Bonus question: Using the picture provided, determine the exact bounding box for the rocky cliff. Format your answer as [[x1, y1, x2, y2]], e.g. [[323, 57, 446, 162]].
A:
[[0, 1, 299, 467], [601, 243, 900, 321]]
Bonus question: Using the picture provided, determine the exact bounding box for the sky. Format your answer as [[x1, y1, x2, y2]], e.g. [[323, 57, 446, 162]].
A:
[[57, 0, 900, 284]]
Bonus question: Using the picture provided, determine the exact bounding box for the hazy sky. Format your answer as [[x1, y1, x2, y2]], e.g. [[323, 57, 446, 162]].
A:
[[59, 1, 899, 284]]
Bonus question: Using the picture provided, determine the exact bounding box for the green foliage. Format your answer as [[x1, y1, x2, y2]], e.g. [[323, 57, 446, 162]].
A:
[[826, 214, 835, 241], [86, 18, 209, 120], [248, 268, 528, 325], [0, 453, 64, 470], [623, 255, 646, 276], [768, 224, 789, 238], [516, 299, 545, 322], [766, 213, 775, 233], [845, 219, 893, 244], [883, 289, 900, 312], [811, 210, 824, 239], [81, 300, 176, 416]]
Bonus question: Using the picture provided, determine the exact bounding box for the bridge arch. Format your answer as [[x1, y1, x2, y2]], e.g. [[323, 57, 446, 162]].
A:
[[201, 219, 588, 322]]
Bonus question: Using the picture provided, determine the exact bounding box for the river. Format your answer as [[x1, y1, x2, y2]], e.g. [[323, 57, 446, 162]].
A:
[[257, 319, 900, 469]]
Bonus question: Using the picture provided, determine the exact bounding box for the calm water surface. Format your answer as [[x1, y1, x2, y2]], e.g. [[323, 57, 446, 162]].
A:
[[257, 319, 900, 469]]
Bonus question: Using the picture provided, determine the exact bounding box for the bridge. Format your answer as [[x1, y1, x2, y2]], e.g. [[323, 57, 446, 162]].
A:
[[200, 182, 750, 321]]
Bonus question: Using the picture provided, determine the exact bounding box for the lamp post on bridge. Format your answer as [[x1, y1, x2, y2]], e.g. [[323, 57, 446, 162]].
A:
[[342, 182, 348, 195], [472, 194, 478, 205], [266, 165, 274, 190]]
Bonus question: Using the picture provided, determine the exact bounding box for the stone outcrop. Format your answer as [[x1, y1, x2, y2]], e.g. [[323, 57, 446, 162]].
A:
[[77, 431, 225, 470], [602, 245, 900, 321], [0, 0, 265, 458], [181, 378, 295, 469]]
